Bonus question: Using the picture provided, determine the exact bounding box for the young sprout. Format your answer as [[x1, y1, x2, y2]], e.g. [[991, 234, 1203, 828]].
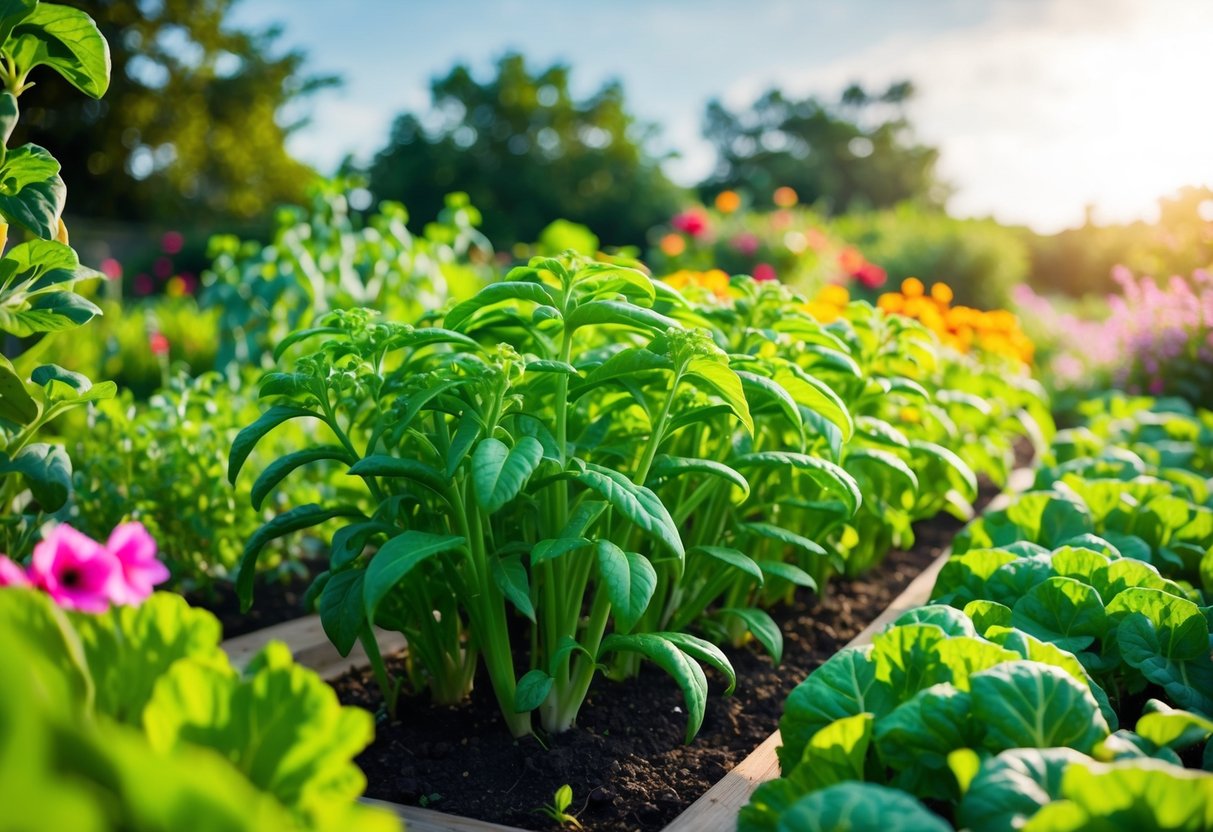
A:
[[534, 784, 584, 829]]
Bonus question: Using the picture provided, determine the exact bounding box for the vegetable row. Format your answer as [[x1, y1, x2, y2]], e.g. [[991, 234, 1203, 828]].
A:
[[742, 394, 1213, 831]]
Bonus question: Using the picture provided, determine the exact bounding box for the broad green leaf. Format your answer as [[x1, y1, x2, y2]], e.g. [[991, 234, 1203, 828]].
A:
[[318, 570, 365, 656], [1136, 700, 1213, 750], [872, 624, 950, 697], [931, 548, 1019, 606], [347, 454, 448, 495], [363, 531, 466, 625], [1011, 576, 1108, 652], [531, 536, 593, 565], [0, 352, 37, 424], [573, 462, 684, 557], [471, 436, 543, 513], [956, 748, 1090, 832], [693, 546, 764, 585], [492, 553, 534, 621], [10, 3, 110, 97], [444, 280, 557, 330], [778, 645, 895, 770], [143, 642, 374, 822], [238, 505, 364, 610], [874, 683, 976, 797], [776, 783, 951, 832], [650, 455, 750, 501], [1023, 759, 1213, 831], [0, 1, 34, 45], [564, 299, 680, 333], [573, 346, 673, 399], [719, 607, 782, 663], [329, 521, 395, 570], [229, 405, 318, 484], [685, 355, 753, 435], [596, 540, 656, 633], [737, 370, 803, 433], [970, 662, 1109, 754], [963, 599, 1013, 634], [0, 144, 64, 238], [733, 451, 861, 515], [788, 713, 874, 791], [0, 441, 70, 509], [660, 631, 736, 695], [893, 604, 978, 638], [598, 632, 708, 742], [446, 411, 483, 478], [250, 445, 350, 510], [774, 365, 854, 440], [931, 636, 1020, 690], [742, 521, 828, 558], [0, 588, 91, 713], [513, 669, 553, 713], [756, 560, 817, 590], [70, 593, 225, 725], [1110, 590, 1213, 714]]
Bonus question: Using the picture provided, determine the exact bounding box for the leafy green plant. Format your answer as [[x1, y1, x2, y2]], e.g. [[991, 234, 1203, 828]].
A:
[[534, 784, 583, 829], [203, 179, 491, 370], [69, 371, 339, 597], [0, 0, 115, 558], [0, 587, 398, 831]]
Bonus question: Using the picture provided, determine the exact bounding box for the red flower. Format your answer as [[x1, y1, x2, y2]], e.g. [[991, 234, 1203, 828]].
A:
[[753, 263, 777, 282], [671, 209, 709, 238], [149, 332, 170, 356], [855, 263, 887, 289]]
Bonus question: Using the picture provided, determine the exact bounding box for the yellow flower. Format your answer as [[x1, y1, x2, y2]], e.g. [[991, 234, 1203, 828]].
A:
[[899, 406, 921, 424], [901, 276, 924, 298], [877, 292, 904, 314], [714, 190, 741, 214], [930, 282, 953, 305], [817, 284, 850, 306]]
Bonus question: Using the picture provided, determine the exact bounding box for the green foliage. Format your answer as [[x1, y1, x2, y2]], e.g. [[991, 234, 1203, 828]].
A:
[[0, 588, 398, 832], [202, 178, 492, 370], [69, 372, 337, 594], [832, 204, 1030, 309], [366, 53, 683, 247], [12, 0, 336, 222]]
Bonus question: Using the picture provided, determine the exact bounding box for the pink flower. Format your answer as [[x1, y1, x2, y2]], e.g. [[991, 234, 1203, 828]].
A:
[[855, 262, 887, 289], [100, 257, 123, 280], [150, 332, 170, 356], [28, 526, 121, 613], [753, 263, 777, 282], [105, 522, 169, 606], [731, 232, 760, 256], [671, 209, 709, 238], [0, 555, 30, 587], [162, 230, 184, 255]]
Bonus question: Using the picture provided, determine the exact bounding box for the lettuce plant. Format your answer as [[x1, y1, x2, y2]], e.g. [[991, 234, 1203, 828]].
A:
[[0, 587, 398, 831], [0, 1, 114, 558]]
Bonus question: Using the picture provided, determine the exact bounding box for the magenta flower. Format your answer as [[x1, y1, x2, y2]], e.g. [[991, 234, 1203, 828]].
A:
[[753, 263, 777, 282], [0, 555, 30, 587], [106, 522, 169, 606], [28, 525, 121, 613], [671, 209, 709, 238]]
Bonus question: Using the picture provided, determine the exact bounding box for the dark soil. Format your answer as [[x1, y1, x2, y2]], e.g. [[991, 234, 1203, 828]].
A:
[[334, 501, 985, 832], [187, 565, 320, 639]]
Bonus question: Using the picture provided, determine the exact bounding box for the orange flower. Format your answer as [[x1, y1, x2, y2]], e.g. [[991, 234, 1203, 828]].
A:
[[877, 292, 904, 313], [773, 186, 798, 208], [660, 233, 686, 257], [930, 282, 953, 304], [901, 277, 925, 298], [715, 190, 741, 214]]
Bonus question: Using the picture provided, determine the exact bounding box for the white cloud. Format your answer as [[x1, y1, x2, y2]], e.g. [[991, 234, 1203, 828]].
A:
[[719, 0, 1213, 231]]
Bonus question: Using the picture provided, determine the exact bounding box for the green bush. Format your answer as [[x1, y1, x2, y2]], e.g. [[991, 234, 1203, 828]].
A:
[[833, 204, 1030, 309]]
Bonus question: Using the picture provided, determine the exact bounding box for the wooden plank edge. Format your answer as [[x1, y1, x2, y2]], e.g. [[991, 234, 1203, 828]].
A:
[[361, 798, 533, 832], [658, 463, 1038, 832], [220, 614, 407, 682]]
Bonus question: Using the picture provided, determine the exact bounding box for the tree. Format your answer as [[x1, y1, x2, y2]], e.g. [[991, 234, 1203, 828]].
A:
[[366, 53, 684, 248], [13, 0, 335, 223], [701, 81, 947, 214]]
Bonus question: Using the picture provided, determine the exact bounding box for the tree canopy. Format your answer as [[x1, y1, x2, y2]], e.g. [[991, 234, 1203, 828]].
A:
[[701, 81, 947, 214], [14, 0, 335, 224], [365, 53, 684, 248]]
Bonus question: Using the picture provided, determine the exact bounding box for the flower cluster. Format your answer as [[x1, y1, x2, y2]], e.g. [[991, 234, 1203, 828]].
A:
[[878, 277, 1034, 364], [650, 189, 882, 291], [1015, 267, 1213, 404], [0, 522, 168, 613], [663, 268, 733, 300]]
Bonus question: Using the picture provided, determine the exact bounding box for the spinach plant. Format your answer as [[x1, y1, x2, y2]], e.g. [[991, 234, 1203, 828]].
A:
[[0, 1, 113, 557]]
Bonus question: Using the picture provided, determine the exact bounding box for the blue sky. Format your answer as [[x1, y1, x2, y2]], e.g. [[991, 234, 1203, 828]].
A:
[[231, 0, 1213, 232]]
